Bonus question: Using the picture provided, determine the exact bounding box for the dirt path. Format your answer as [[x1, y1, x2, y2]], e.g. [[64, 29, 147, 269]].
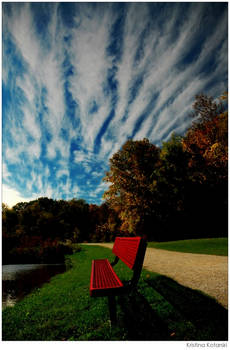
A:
[[84, 243, 228, 308]]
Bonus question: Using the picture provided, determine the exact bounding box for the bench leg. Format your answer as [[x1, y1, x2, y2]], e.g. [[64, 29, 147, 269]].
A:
[[108, 295, 117, 325]]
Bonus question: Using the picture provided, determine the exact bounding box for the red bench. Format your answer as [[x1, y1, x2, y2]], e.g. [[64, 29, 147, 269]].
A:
[[90, 236, 147, 324]]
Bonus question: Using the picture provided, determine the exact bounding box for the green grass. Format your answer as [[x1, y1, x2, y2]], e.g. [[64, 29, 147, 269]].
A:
[[147, 237, 228, 256], [2, 245, 228, 341]]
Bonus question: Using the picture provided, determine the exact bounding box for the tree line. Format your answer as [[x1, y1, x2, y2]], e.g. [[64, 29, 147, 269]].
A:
[[2, 198, 119, 263], [103, 93, 228, 241], [2, 93, 228, 263]]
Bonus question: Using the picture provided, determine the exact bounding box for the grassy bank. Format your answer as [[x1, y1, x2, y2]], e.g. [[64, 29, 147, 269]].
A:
[[148, 238, 228, 256], [2, 245, 228, 341]]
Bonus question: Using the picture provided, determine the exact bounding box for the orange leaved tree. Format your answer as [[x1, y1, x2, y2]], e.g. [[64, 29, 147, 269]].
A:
[[103, 138, 160, 237]]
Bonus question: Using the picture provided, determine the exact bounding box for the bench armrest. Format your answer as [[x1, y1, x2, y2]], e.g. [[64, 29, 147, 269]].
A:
[[111, 256, 119, 267]]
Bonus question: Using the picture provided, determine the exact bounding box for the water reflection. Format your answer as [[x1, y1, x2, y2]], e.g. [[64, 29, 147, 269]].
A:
[[2, 264, 66, 309]]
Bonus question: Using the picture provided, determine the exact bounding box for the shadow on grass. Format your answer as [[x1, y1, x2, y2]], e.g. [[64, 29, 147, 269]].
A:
[[118, 291, 170, 340], [116, 274, 228, 341]]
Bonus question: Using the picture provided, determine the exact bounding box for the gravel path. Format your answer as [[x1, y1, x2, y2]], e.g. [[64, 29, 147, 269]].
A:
[[84, 243, 228, 309]]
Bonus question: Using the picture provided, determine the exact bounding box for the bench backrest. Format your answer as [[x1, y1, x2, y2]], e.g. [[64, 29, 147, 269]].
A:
[[112, 236, 146, 270]]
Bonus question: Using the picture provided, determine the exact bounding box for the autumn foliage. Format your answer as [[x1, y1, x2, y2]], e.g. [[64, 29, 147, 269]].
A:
[[182, 93, 228, 183], [103, 93, 228, 240], [103, 139, 160, 235], [2, 198, 118, 264], [2, 93, 228, 258]]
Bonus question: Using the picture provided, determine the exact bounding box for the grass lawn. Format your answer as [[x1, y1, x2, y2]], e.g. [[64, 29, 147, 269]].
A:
[[147, 238, 228, 256], [2, 245, 228, 341]]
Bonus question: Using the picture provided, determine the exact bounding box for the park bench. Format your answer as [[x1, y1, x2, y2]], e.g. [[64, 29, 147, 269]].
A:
[[90, 236, 147, 324]]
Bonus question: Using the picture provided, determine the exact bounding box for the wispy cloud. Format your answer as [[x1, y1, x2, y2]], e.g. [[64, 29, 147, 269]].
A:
[[2, 2, 228, 206]]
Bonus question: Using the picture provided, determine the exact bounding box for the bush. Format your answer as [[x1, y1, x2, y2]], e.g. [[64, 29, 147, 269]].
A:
[[8, 246, 41, 264], [4, 240, 81, 264]]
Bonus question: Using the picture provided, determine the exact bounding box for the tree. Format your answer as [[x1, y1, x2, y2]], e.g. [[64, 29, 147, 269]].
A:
[[182, 93, 228, 184], [2, 203, 9, 213], [103, 138, 161, 237], [182, 93, 228, 236], [102, 93, 228, 240], [88, 203, 120, 242], [2, 206, 18, 235], [152, 133, 191, 239]]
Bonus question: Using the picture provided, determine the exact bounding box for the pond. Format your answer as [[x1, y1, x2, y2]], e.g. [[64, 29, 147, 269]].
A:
[[2, 264, 66, 309]]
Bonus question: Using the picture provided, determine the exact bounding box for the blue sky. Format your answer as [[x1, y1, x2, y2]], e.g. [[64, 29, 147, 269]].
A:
[[2, 2, 228, 207]]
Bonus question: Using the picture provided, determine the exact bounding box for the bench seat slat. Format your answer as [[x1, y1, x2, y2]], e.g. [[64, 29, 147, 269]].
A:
[[90, 259, 123, 297]]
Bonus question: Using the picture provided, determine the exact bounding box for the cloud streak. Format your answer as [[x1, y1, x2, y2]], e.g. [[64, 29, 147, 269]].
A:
[[2, 2, 228, 206]]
